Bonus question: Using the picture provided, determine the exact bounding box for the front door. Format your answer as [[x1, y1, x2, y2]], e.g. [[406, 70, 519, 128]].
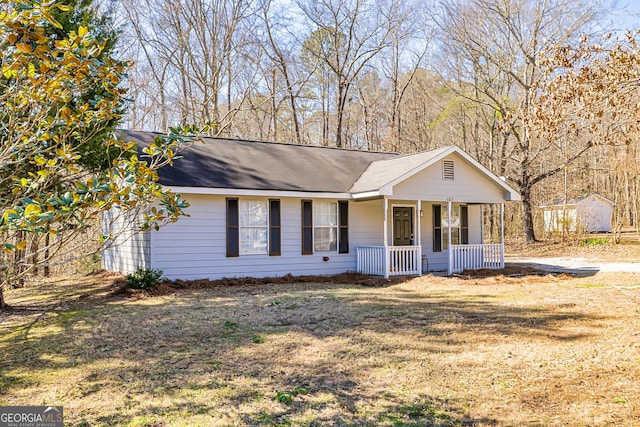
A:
[[393, 207, 413, 246]]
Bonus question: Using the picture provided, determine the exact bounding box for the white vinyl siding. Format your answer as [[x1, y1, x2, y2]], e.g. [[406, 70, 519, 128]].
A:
[[147, 195, 356, 280], [101, 208, 150, 274], [394, 153, 505, 203], [468, 205, 482, 244]]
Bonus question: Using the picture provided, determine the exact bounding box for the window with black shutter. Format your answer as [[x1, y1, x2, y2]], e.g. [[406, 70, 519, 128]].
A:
[[433, 204, 442, 252], [269, 199, 281, 256], [338, 201, 349, 253], [302, 200, 313, 255], [461, 205, 469, 244], [226, 198, 239, 257]]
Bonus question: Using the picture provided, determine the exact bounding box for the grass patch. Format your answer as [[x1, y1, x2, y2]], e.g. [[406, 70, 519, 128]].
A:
[[57, 309, 91, 322], [580, 237, 611, 246], [575, 283, 606, 288]]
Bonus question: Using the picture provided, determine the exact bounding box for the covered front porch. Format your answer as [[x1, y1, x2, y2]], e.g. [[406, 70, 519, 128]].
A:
[[354, 199, 505, 278]]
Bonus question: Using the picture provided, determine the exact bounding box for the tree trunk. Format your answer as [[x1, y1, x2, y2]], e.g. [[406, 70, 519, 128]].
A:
[[335, 83, 345, 148], [520, 186, 537, 243], [44, 228, 50, 278], [0, 287, 7, 310]]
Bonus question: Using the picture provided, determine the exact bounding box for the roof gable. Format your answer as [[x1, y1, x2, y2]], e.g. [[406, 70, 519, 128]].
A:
[[351, 146, 520, 201]]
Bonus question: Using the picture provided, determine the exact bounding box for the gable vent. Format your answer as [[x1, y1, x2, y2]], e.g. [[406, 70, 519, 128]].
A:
[[443, 160, 454, 180]]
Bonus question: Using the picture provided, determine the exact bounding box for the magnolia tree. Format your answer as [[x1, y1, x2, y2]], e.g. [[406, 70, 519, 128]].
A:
[[0, 1, 204, 308]]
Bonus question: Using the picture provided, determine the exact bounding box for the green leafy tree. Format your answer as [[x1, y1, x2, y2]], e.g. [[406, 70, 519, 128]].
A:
[[0, 0, 203, 308], [48, 0, 121, 172]]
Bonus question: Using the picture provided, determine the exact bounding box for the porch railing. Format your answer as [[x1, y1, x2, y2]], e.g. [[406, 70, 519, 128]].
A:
[[356, 245, 421, 278], [355, 245, 386, 275], [450, 243, 504, 273]]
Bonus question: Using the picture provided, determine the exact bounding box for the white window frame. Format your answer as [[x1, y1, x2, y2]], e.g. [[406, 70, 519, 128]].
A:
[[239, 199, 268, 255], [313, 201, 338, 253], [442, 204, 461, 250]]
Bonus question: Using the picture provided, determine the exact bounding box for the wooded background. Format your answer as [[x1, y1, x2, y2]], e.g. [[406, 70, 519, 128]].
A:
[[109, 0, 640, 242]]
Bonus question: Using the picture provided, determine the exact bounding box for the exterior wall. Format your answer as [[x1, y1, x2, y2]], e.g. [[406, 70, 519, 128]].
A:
[[103, 194, 494, 279], [350, 199, 385, 245], [393, 152, 506, 203], [543, 208, 577, 233], [577, 196, 613, 232], [468, 204, 483, 244], [543, 196, 613, 233], [147, 195, 384, 280], [101, 208, 150, 274]]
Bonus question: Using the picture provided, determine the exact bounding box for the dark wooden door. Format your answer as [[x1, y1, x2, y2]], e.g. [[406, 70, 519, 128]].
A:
[[393, 207, 413, 246]]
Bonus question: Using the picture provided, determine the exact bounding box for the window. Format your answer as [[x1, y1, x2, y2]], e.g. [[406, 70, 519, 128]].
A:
[[240, 200, 268, 255], [301, 200, 349, 254], [314, 201, 338, 252], [442, 204, 460, 250], [433, 203, 468, 251], [443, 160, 454, 180], [227, 198, 280, 257]]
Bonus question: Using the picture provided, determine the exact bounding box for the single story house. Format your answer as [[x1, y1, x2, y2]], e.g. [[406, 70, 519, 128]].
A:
[[541, 193, 614, 234], [102, 130, 520, 279]]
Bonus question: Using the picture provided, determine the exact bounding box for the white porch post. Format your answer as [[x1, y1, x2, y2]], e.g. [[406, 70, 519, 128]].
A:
[[500, 202, 505, 268], [383, 198, 390, 279], [447, 198, 453, 276], [416, 200, 422, 275]]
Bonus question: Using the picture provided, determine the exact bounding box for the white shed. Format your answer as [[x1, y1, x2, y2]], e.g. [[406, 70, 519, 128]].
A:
[[541, 194, 614, 233]]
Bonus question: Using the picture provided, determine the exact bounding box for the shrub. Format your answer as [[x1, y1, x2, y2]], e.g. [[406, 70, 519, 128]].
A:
[[126, 268, 163, 290]]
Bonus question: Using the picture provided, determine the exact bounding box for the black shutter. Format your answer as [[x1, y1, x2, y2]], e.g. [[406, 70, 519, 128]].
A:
[[269, 199, 281, 256], [226, 198, 239, 257], [461, 205, 469, 244], [338, 201, 349, 253], [433, 204, 442, 252], [302, 200, 313, 255]]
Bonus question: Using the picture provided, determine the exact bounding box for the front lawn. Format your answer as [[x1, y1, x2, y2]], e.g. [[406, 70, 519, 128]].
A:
[[1, 269, 639, 426]]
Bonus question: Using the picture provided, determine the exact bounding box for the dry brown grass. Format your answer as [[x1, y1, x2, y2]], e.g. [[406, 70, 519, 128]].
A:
[[1, 262, 639, 426]]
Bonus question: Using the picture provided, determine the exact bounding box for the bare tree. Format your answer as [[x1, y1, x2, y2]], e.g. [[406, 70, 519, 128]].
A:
[[434, 0, 603, 242], [256, 0, 319, 144], [119, 0, 260, 135], [296, 0, 396, 148]]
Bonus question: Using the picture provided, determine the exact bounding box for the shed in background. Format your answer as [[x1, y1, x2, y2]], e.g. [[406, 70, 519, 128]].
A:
[[541, 193, 614, 233]]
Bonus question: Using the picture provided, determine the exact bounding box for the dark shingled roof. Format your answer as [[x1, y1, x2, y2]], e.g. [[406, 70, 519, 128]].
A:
[[124, 130, 397, 193]]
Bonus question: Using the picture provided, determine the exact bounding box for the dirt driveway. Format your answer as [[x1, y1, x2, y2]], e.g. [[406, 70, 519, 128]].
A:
[[506, 241, 640, 275], [506, 255, 640, 274]]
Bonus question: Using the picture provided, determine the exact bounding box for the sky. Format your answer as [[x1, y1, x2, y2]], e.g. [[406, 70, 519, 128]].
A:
[[609, 0, 640, 31]]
